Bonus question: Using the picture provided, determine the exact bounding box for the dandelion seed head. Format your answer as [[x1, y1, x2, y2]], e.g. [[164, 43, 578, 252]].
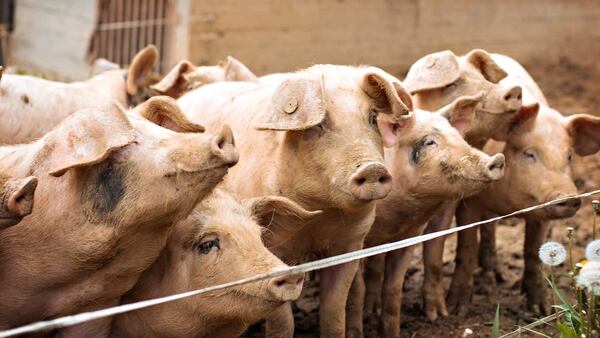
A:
[[577, 261, 600, 296], [538, 241, 567, 266], [585, 240, 600, 262]]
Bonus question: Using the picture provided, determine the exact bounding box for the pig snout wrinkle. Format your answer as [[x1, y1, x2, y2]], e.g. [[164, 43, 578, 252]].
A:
[[211, 124, 239, 167], [267, 273, 304, 302], [485, 154, 505, 181], [548, 193, 582, 218], [348, 162, 392, 201]]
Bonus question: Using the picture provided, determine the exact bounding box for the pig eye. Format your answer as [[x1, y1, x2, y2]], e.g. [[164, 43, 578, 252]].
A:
[[368, 109, 378, 128], [195, 238, 220, 254], [444, 82, 457, 92], [303, 123, 324, 140], [523, 149, 537, 162], [424, 138, 437, 147]]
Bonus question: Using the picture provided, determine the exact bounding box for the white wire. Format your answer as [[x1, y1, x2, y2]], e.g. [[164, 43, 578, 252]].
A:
[[1, 189, 599, 337]]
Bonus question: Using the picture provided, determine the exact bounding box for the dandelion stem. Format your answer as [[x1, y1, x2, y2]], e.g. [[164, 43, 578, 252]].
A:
[[550, 268, 559, 326], [588, 294, 594, 337]]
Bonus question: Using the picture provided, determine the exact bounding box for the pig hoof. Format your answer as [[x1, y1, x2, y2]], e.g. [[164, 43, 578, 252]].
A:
[[346, 328, 363, 338], [365, 295, 381, 315], [424, 294, 448, 321], [446, 287, 471, 315]]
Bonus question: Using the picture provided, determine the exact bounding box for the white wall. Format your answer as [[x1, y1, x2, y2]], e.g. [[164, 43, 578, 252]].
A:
[[11, 0, 96, 80]]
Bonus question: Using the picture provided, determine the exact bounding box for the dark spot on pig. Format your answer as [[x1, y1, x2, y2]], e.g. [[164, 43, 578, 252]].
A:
[[410, 139, 427, 165], [439, 161, 460, 184], [21, 94, 29, 104], [81, 159, 127, 221]]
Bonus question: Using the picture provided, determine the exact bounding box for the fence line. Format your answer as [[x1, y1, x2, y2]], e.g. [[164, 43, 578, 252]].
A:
[[1, 189, 599, 337]]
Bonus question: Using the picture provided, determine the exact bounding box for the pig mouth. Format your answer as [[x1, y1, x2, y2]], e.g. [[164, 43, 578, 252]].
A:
[[165, 164, 229, 178], [0, 216, 23, 228], [234, 290, 287, 306]]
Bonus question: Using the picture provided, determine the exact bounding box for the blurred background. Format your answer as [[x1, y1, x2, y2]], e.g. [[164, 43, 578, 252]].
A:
[[0, 0, 599, 80]]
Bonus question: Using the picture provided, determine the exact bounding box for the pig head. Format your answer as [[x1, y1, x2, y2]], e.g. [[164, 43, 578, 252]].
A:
[[113, 189, 320, 338], [0, 96, 237, 336], [404, 49, 522, 146]]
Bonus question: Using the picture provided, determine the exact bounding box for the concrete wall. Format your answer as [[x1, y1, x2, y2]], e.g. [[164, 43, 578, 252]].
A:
[[10, 0, 96, 80], [187, 0, 600, 77]]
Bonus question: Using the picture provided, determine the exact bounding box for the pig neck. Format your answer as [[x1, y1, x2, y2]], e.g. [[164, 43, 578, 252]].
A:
[[115, 249, 246, 338], [366, 150, 449, 246]]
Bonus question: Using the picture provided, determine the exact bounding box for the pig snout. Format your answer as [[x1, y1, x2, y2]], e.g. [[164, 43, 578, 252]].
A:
[[547, 193, 582, 218], [267, 273, 304, 302], [348, 162, 392, 201], [484, 154, 505, 181], [501, 86, 522, 112], [211, 124, 239, 167]]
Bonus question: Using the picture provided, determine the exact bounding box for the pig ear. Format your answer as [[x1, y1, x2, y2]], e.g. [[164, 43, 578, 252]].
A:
[[491, 103, 539, 141], [363, 73, 413, 147], [224, 56, 258, 82], [255, 75, 326, 131], [244, 196, 322, 247], [150, 60, 196, 99], [127, 44, 159, 96], [47, 103, 135, 177], [6, 176, 37, 217], [465, 49, 507, 84], [135, 96, 205, 133], [403, 50, 461, 94], [565, 114, 600, 156], [439, 91, 484, 136]]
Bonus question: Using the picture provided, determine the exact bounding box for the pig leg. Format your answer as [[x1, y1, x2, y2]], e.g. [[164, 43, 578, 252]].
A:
[[478, 222, 502, 294], [381, 247, 413, 338], [265, 302, 294, 338], [345, 261, 365, 338], [522, 218, 550, 315], [446, 201, 483, 315], [364, 253, 385, 314], [319, 260, 360, 338], [422, 200, 457, 321]]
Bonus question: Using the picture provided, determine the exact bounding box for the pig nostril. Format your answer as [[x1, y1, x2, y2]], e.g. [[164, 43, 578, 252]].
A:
[[357, 178, 366, 185], [217, 139, 225, 150], [275, 279, 286, 287], [504, 94, 512, 101], [517, 94, 522, 100], [379, 176, 390, 184]]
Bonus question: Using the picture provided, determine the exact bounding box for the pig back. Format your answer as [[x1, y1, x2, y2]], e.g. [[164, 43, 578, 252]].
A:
[[178, 81, 283, 198]]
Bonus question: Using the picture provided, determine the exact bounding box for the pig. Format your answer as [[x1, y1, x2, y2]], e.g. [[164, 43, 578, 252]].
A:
[[402, 49, 523, 320], [112, 189, 320, 338], [177, 65, 413, 337], [446, 54, 600, 315], [0, 96, 238, 337], [151, 56, 258, 99], [0, 175, 37, 230], [345, 94, 506, 338], [0, 45, 159, 145]]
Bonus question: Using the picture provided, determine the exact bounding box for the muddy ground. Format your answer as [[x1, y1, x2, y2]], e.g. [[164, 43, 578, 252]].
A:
[[245, 57, 600, 338]]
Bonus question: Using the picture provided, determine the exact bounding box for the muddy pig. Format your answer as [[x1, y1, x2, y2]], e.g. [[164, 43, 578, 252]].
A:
[[177, 65, 413, 337], [0, 175, 37, 230], [113, 189, 321, 337], [345, 93, 506, 338], [402, 49, 523, 320], [0, 45, 159, 144], [0, 96, 237, 337], [446, 54, 600, 315]]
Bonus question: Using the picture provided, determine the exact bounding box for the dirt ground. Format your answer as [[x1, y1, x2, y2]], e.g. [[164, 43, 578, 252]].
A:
[[245, 57, 600, 338]]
